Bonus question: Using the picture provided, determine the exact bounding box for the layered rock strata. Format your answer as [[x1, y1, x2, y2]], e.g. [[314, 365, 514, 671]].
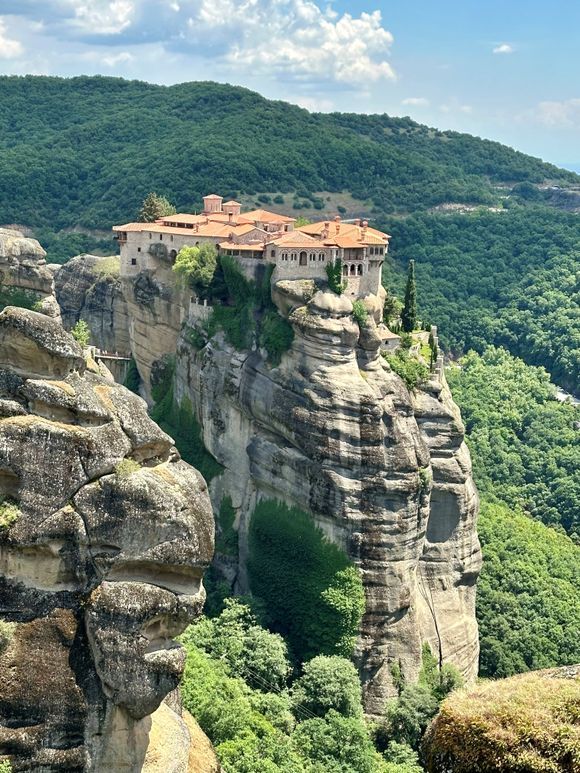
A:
[[0, 307, 214, 771], [0, 228, 61, 320], [81, 249, 481, 716], [172, 281, 481, 715]]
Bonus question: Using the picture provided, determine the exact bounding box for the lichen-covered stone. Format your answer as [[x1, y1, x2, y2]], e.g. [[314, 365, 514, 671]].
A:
[[0, 313, 214, 771]]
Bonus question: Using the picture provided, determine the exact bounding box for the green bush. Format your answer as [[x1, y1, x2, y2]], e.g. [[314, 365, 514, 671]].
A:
[[71, 319, 90, 347], [291, 656, 363, 719], [248, 500, 365, 662], [173, 243, 218, 295], [149, 360, 222, 483], [259, 310, 294, 365], [384, 349, 429, 391], [0, 500, 19, 530], [352, 299, 369, 326], [325, 259, 347, 295], [291, 710, 386, 773], [0, 761, 11, 773]]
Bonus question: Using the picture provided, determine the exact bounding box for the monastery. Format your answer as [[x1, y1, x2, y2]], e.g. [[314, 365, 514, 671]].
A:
[[113, 193, 390, 297]]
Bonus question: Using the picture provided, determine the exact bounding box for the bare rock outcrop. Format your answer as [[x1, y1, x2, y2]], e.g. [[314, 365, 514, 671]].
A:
[[55, 255, 131, 353], [0, 307, 214, 771], [0, 228, 61, 320]]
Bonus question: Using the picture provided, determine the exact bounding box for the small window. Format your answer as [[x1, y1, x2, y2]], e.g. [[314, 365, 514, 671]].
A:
[[171, 235, 174, 242], [137, 247, 141, 253], [271, 249, 276, 257], [291, 252, 297, 261], [160, 234, 163, 240], [149, 233, 152, 239], [131, 258, 137, 265]]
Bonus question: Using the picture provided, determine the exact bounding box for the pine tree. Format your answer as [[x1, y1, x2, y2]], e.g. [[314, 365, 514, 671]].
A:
[[138, 192, 176, 222], [401, 260, 417, 333]]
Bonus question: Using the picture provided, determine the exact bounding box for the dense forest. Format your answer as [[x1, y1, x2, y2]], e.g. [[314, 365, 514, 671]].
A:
[[447, 348, 579, 678], [0, 75, 576, 232], [383, 207, 580, 392]]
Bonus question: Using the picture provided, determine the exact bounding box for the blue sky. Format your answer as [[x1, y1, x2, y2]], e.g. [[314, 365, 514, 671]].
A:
[[0, 0, 579, 168]]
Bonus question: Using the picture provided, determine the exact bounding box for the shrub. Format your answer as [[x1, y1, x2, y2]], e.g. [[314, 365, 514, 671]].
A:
[[114, 458, 141, 478], [325, 259, 347, 295], [273, 195, 284, 204], [259, 310, 294, 365], [422, 671, 580, 773], [0, 761, 11, 773], [381, 684, 439, 750], [291, 656, 363, 719], [0, 500, 19, 530], [352, 299, 369, 326], [248, 500, 365, 662], [95, 256, 120, 277], [384, 350, 429, 391], [71, 319, 90, 347]]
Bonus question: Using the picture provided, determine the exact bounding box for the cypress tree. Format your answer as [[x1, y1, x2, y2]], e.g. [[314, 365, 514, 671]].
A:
[[401, 259, 417, 333]]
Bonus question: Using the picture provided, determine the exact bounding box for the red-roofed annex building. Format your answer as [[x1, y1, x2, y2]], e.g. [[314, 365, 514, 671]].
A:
[[113, 194, 390, 297]]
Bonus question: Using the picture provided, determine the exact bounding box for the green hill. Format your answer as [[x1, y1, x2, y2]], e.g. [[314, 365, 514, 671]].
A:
[[0, 75, 576, 230]]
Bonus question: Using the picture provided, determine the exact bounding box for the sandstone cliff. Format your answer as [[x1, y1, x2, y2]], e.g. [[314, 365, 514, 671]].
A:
[[0, 228, 61, 320], [0, 306, 215, 771], [55, 254, 131, 353], [173, 281, 481, 715], [67, 250, 480, 717]]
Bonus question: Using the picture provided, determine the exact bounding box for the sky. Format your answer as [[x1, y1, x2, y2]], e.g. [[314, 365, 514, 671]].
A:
[[0, 0, 579, 169]]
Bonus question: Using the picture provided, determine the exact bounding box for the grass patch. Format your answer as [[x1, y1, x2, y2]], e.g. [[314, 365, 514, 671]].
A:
[[0, 500, 19, 530], [114, 458, 141, 478]]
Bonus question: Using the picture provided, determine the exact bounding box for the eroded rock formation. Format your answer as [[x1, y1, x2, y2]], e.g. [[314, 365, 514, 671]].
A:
[[173, 280, 481, 715], [55, 255, 131, 353], [0, 228, 61, 320], [0, 307, 214, 771], [67, 247, 481, 716]]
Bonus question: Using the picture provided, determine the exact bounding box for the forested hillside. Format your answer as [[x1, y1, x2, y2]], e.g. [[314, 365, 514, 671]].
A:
[[0, 75, 576, 231], [447, 348, 580, 678]]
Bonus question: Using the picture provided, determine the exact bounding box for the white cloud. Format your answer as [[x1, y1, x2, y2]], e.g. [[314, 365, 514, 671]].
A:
[[493, 43, 514, 54], [0, 18, 23, 58], [183, 1, 396, 86], [103, 50, 133, 66], [5, 1, 396, 88], [536, 99, 580, 127], [70, 1, 135, 35], [402, 97, 429, 107]]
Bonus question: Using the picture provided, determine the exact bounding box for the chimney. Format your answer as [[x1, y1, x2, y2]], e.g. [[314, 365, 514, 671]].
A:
[[354, 218, 361, 227], [361, 220, 368, 239], [228, 211, 233, 224], [334, 215, 341, 235], [322, 221, 330, 240]]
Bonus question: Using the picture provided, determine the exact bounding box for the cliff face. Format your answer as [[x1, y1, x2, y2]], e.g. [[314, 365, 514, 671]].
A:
[[173, 282, 481, 715], [55, 254, 131, 353], [0, 228, 61, 320], [0, 306, 214, 771], [68, 252, 481, 716]]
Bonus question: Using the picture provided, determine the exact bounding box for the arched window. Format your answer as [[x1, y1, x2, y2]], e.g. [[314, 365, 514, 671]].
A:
[[357, 264, 363, 275], [350, 264, 356, 276], [309, 252, 315, 261], [282, 252, 288, 261], [342, 264, 348, 276], [169, 249, 177, 260], [299, 251, 307, 266], [291, 253, 297, 261]]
